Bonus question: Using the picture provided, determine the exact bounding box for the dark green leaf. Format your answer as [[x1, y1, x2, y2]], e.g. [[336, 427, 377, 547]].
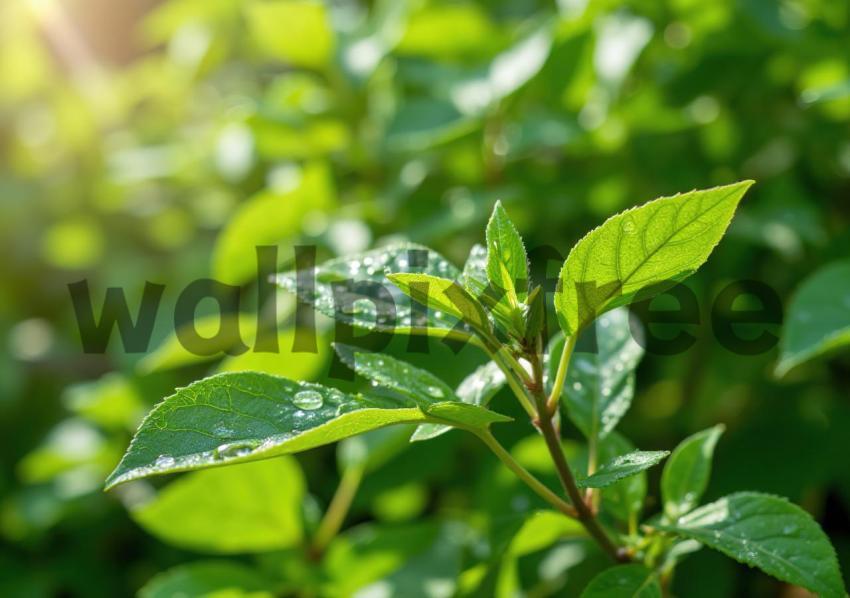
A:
[[107, 373, 429, 489], [661, 425, 724, 520], [139, 561, 274, 598], [577, 450, 669, 489], [657, 492, 846, 597], [274, 243, 466, 337], [410, 361, 506, 442], [334, 344, 457, 405], [581, 564, 661, 598], [776, 260, 850, 376], [548, 308, 644, 441]]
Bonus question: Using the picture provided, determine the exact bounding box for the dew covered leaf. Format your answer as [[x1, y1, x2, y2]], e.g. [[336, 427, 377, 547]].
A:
[[661, 425, 724, 520], [576, 450, 668, 489], [334, 344, 456, 405], [139, 561, 275, 598], [580, 564, 660, 598], [657, 492, 845, 597], [106, 371, 507, 489], [273, 243, 468, 338], [555, 181, 753, 337], [776, 260, 850, 377], [132, 458, 304, 553], [411, 361, 506, 441], [106, 372, 426, 489], [547, 308, 644, 442]]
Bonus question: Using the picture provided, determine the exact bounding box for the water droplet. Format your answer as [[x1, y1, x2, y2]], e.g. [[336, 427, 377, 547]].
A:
[[622, 218, 637, 234], [214, 441, 257, 459], [783, 524, 798, 535], [293, 389, 324, 410], [426, 385, 445, 399], [155, 454, 175, 468]]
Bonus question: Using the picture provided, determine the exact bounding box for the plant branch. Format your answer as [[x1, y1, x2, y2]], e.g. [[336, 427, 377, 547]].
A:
[[534, 410, 625, 561], [310, 465, 364, 557], [475, 429, 577, 518]]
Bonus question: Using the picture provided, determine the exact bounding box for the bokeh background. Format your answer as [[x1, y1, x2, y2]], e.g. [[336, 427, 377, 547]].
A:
[[2, 0, 850, 596]]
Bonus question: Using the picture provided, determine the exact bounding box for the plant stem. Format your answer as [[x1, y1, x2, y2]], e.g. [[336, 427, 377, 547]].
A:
[[475, 429, 577, 518], [529, 348, 628, 563], [535, 412, 623, 561], [310, 465, 364, 557], [487, 345, 537, 418], [546, 334, 577, 413]]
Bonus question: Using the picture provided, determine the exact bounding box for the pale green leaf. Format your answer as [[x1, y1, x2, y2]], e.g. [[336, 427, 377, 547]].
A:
[[577, 450, 668, 489], [213, 161, 335, 284], [661, 425, 724, 520], [387, 272, 492, 337], [776, 260, 850, 376], [658, 493, 845, 597], [555, 181, 754, 336], [139, 561, 274, 598], [581, 565, 660, 598], [132, 458, 303, 553], [411, 361, 506, 442], [547, 308, 644, 442], [245, 0, 334, 69], [217, 328, 329, 380], [485, 201, 528, 305]]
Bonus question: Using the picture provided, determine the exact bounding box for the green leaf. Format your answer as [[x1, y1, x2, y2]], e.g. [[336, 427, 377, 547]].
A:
[[485, 201, 529, 305], [547, 308, 644, 441], [105, 372, 427, 489], [334, 344, 456, 405], [244, 0, 334, 70], [661, 425, 724, 520], [132, 458, 303, 553], [577, 450, 669, 489], [555, 181, 754, 337], [274, 243, 468, 338], [581, 565, 661, 598], [657, 492, 846, 597], [410, 361, 506, 442], [107, 371, 507, 489], [387, 272, 492, 337], [597, 434, 648, 523], [139, 561, 274, 598], [776, 260, 850, 376], [213, 161, 335, 284]]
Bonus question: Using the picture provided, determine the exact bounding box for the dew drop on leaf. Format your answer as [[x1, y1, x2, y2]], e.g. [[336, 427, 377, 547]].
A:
[[292, 389, 324, 410], [155, 454, 175, 468], [426, 385, 445, 399]]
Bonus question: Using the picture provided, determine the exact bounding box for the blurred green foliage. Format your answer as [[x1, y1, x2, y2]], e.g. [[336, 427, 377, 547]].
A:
[[2, 0, 850, 595]]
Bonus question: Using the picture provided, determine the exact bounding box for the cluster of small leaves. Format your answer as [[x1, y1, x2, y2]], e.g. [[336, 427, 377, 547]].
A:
[[109, 182, 846, 597]]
